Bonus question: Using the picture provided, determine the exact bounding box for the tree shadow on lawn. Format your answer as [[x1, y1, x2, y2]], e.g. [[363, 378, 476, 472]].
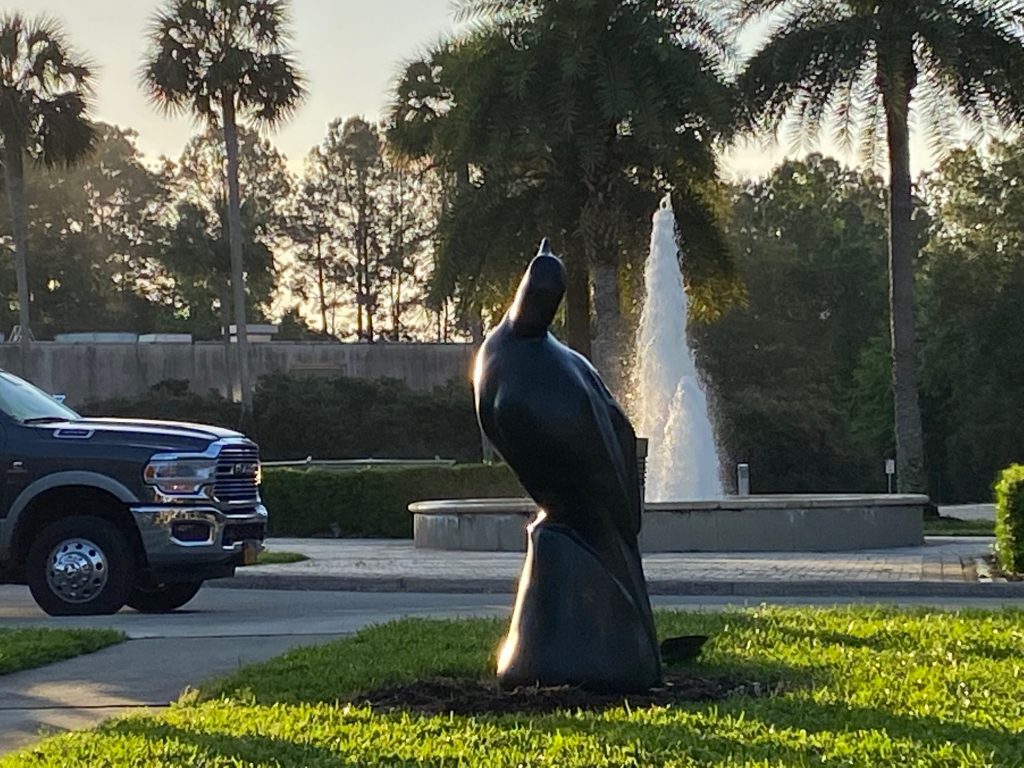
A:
[[103, 719, 455, 768], [103, 711, 824, 767], [752, 698, 1020, 759], [771, 622, 1024, 662], [519, 695, 1021, 765], [104, 699, 1018, 767]]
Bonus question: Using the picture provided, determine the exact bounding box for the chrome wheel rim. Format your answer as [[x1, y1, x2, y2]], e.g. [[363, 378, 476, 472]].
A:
[[46, 538, 108, 604]]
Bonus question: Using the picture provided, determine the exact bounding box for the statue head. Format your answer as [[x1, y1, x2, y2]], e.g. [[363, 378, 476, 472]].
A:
[[509, 239, 566, 337]]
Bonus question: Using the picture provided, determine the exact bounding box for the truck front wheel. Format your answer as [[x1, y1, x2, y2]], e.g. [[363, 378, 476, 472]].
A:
[[26, 516, 135, 616], [127, 581, 203, 613]]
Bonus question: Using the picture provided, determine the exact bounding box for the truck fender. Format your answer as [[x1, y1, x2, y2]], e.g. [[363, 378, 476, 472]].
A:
[[0, 472, 139, 560]]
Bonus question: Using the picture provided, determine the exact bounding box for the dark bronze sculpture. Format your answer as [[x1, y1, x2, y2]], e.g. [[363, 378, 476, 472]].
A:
[[474, 240, 662, 692]]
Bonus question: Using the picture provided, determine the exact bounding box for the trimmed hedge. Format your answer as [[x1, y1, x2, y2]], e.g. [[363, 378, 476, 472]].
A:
[[995, 464, 1024, 574], [261, 464, 525, 538]]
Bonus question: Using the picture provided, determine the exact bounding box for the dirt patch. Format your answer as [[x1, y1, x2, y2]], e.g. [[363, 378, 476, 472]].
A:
[[356, 674, 784, 716]]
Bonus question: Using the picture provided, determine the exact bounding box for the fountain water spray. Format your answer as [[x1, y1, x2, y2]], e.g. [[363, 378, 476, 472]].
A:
[[634, 195, 722, 501]]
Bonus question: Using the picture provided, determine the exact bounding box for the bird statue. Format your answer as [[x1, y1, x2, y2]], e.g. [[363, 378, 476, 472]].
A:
[[474, 239, 662, 692]]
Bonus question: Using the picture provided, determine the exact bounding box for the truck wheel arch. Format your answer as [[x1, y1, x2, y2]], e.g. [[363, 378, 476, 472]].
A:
[[3, 473, 143, 573]]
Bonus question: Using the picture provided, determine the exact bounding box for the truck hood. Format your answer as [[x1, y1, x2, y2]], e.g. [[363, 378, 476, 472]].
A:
[[38, 417, 248, 453]]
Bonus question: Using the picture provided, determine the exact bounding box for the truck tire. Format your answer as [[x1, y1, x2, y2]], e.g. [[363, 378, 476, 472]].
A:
[[127, 581, 203, 613], [26, 516, 135, 616]]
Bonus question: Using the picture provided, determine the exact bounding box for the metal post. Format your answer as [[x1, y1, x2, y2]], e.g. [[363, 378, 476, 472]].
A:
[[737, 463, 750, 496]]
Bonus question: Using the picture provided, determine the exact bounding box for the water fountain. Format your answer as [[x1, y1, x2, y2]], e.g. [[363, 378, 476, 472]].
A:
[[409, 199, 928, 553], [634, 195, 722, 501]]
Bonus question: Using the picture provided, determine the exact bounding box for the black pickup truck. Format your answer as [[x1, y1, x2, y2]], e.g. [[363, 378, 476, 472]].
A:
[[0, 370, 267, 616]]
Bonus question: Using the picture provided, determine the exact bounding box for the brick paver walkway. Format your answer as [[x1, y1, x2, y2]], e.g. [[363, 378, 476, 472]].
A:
[[233, 536, 992, 592]]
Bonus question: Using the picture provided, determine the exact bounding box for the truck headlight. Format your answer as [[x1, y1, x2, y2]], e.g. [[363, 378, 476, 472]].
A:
[[144, 458, 218, 495]]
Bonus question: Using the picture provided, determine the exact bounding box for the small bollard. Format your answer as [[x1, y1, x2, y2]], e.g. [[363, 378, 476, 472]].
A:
[[636, 438, 649, 503], [737, 463, 750, 496]]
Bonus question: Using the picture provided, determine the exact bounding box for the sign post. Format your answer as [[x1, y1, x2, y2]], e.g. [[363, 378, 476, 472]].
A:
[[885, 459, 896, 494]]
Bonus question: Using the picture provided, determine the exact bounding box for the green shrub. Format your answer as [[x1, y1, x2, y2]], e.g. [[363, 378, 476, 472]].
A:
[[994, 464, 1024, 573], [252, 373, 481, 461], [83, 374, 483, 462], [81, 379, 242, 430], [261, 464, 525, 538]]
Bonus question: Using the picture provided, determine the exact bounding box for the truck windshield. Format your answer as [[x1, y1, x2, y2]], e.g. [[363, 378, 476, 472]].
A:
[[0, 372, 80, 424]]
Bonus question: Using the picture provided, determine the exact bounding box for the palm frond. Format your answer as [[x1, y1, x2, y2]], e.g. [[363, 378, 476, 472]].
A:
[[33, 92, 96, 166], [651, 0, 736, 65], [732, 0, 818, 27], [916, 0, 1024, 132], [912, 68, 968, 165], [738, 8, 874, 141], [140, 0, 306, 130], [0, 12, 95, 162]]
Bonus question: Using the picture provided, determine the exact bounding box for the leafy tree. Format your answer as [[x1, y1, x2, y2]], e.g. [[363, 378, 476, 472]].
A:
[[175, 125, 293, 245], [917, 142, 1024, 500], [390, 0, 735, 388], [157, 198, 274, 340], [319, 118, 381, 340], [142, 0, 305, 412], [81, 125, 171, 319], [275, 306, 323, 340], [696, 155, 896, 492], [0, 13, 95, 348], [302, 118, 439, 341], [0, 123, 174, 336], [734, 0, 1024, 492], [374, 158, 439, 341], [286, 156, 347, 336]]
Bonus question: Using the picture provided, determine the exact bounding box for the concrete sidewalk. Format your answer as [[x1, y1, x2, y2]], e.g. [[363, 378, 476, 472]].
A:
[[0, 634, 341, 755], [218, 536, 1022, 598]]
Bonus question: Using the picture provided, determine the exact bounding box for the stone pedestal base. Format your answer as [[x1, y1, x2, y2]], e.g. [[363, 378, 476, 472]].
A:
[[497, 519, 662, 693]]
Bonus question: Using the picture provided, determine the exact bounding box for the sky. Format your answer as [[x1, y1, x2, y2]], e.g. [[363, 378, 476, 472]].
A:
[[34, 0, 948, 180]]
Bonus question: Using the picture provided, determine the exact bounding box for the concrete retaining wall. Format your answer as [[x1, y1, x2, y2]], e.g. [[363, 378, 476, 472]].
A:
[[0, 342, 475, 405], [410, 495, 927, 552]]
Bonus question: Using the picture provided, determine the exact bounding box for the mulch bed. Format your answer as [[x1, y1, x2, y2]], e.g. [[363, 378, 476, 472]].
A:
[[356, 674, 785, 716]]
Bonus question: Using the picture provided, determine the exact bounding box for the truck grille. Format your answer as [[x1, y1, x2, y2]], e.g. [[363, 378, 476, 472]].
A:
[[215, 443, 260, 503]]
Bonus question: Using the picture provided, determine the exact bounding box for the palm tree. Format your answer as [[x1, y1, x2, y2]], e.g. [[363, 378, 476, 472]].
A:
[[141, 0, 304, 413], [735, 0, 1024, 493], [0, 13, 95, 351], [390, 0, 735, 390]]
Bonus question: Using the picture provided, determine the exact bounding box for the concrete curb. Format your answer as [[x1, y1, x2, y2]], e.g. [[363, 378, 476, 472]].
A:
[[210, 573, 1024, 598]]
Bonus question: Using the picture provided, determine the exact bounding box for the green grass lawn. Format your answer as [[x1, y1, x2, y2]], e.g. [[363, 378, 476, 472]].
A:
[[923, 516, 996, 536], [255, 550, 309, 565], [0, 628, 124, 676], [5, 607, 1024, 766]]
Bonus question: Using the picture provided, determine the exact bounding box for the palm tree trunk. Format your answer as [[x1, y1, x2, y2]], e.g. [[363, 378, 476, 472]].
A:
[[219, 283, 235, 399], [392, 271, 401, 339], [221, 93, 253, 414], [565, 253, 592, 359], [316, 235, 328, 334], [883, 68, 926, 493], [3, 144, 32, 353], [590, 258, 624, 395]]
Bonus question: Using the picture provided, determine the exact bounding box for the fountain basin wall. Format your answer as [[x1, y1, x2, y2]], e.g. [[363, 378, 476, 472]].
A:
[[409, 495, 927, 552]]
